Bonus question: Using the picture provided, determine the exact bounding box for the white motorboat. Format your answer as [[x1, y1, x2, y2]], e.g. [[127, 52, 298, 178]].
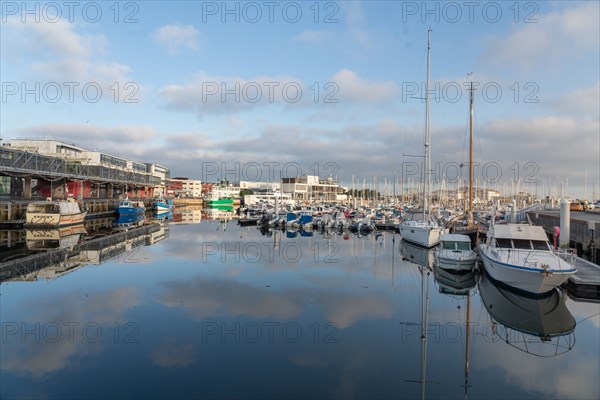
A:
[[435, 234, 477, 272], [478, 222, 576, 294]]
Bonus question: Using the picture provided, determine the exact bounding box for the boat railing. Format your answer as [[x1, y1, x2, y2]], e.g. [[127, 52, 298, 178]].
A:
[[553, 248, 576, 265]]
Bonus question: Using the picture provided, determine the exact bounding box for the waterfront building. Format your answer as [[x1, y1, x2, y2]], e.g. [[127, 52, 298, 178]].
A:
[[281, 175, 346, 202]]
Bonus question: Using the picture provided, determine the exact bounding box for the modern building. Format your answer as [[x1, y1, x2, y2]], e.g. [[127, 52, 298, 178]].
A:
[[6, 138, 169, 197], [281, 175, 346, 202]]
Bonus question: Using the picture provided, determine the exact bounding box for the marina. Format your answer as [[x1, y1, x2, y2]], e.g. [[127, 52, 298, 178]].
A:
[[1, 3, 599, 397]]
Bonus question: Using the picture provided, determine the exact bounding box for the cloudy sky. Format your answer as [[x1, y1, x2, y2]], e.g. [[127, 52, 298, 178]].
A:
[[1, 1, 598, 199]]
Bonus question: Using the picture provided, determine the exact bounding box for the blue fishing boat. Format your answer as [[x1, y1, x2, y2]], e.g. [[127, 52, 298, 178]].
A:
[[115, 197, 146, 216], [152, 196, 172, 212]]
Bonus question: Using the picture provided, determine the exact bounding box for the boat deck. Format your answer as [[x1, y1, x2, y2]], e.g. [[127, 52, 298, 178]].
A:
[[564, 255, 600, 302]]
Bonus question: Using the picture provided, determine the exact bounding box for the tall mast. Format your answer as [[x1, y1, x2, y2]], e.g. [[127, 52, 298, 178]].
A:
[[423, 28, 432, 219], [468, 82, 474, 224]]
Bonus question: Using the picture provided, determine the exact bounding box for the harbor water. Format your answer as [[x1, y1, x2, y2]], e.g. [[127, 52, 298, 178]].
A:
[[1, 215, 599, 399]]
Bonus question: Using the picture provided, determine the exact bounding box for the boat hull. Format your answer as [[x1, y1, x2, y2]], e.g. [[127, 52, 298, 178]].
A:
[[153, 203, 170, 212], [400, 223, 444, 248], [205, 199, 234, 206], [435, 249, 477, 271], [478, 244, 575, 294], [115, 206, 145, 216], [25, 211, 87, 227]]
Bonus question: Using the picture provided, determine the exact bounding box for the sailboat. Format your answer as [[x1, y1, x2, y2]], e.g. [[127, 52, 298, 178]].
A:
[[435, 83, 480, 271], [399, 29, 446, 248]]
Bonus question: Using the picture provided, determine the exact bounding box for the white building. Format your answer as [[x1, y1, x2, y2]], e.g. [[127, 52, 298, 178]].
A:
[[240, 180, 280, 192], [243, 192, 294, 206], [281, 175, 345, 202]]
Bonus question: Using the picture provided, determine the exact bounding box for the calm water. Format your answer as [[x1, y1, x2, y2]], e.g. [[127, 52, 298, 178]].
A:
[[1, 215, 599, 399]]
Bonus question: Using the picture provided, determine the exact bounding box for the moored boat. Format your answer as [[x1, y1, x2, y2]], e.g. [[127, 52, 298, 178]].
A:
[[25, 198, 87, 227], [435, 233, 477, 272], [478, 222, 576, 294], [152, 196, 172, 212], [115, 197, 146, 216], [204, 191, 234, 206]]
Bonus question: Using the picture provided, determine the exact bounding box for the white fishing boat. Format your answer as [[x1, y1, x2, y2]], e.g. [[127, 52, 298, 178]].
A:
[[399, 29, 446, 248], [25, 198, 87, 227], [478, 222, 577, 294], [435, 234, 477, 272]]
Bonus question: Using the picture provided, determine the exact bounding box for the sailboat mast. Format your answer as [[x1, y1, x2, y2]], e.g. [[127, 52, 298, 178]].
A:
[[423, 28, 432, 219], [468, 82, 474, 224]]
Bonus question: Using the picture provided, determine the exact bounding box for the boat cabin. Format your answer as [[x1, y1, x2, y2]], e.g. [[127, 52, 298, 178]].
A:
[[440, 234, 472, 251], [490, 224, 551, 251]]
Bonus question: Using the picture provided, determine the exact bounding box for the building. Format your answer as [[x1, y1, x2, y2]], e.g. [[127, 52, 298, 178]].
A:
[[7, 138, 169, 197], [281, 175, 346, 202], [240, 180, 280, 192], [168, 177, 202, 198], [243, 192, 294, 206]]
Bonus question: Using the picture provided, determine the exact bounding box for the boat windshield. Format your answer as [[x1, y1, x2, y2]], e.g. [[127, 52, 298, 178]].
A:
[[531, 240, 550, 250], [513, 239, 532, 249], [442, 241, 471, 251], [496, 239, 512, 248], [442, 241, 455, 250], [456, 241, 471, 251]]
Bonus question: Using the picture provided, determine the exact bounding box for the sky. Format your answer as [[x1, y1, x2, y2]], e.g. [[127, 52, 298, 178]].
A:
[[1, 1, 599, 199]]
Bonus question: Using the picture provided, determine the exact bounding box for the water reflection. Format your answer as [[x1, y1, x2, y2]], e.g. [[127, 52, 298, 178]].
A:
[[114, 213, 145, 229], [170, 206, 202, 224], [433, 265, 477, 297], [400, 240, 435, 269], [26, 224, 87, 251], [399, 240, 433, 400], [1, 219, 167, 282], [478, 271, 576, 357], [1, 220, 598, 399]]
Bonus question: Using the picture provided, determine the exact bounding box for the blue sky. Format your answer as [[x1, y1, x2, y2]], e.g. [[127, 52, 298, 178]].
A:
[[1, 1, 599, 199]]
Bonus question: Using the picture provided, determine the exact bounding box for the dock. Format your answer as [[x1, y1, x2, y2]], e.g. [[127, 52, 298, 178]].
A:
[[528, 210, 600, 264], [565, 256, 600, 302]]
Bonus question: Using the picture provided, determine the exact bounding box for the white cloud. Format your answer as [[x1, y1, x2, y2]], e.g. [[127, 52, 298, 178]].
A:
[[548, 81, 600, 117], [153, 23, 201, 54], [158, 69, 396, 116], [330, 69, 397, 103], [17, 124, 161, 160], [482, 2, 600, 72], [1, 17, 134, 94]]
